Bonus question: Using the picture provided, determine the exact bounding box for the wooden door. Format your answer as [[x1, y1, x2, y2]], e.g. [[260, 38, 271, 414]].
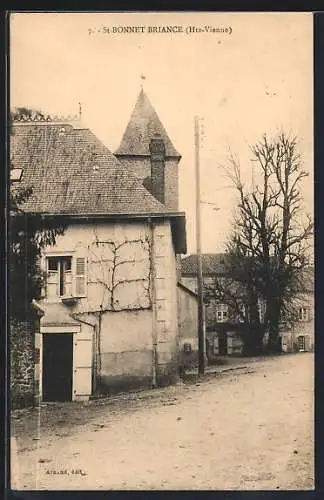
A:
[[218, 333, 228, 356], [42, 333, 73, 402], [297, 335, 306, 352]]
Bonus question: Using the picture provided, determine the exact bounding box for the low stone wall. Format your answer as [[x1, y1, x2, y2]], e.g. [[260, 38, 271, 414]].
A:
[[10, 318, 35, 409]]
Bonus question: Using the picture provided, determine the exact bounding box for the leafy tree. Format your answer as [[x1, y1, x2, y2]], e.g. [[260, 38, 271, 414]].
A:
[[11, 107, 46, 120], [10, 188, 65, 321], [10, 108, 65, 321]]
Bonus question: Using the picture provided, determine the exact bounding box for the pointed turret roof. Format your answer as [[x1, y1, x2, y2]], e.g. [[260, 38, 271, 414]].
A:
[[115, 89, 181, 158]]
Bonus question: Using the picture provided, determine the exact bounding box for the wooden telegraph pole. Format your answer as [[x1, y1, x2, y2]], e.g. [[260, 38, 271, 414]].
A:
[[194, 116, 205, 376]]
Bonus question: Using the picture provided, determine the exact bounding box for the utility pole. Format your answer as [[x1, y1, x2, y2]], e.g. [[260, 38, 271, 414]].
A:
[[195, 116, 205, 376]]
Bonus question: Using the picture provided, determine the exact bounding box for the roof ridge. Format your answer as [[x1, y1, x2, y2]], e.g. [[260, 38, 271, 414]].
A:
[[182, 252, 227, 259], [12, 114, 80, 123]]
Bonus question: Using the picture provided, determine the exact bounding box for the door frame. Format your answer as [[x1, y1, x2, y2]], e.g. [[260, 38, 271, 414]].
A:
[[40, 324, 80, 402], [218, 332, 228, 356], [297, 335, 306, 352]]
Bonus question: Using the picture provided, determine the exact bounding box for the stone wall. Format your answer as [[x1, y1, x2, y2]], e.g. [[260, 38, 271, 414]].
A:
[[280, 292, 314, 353], [153, 221, 180, 386], [177, 284, 198, 369], [10, 318, 36, 409], [116, 156, 180, 211], [41, 219, 181, 394]]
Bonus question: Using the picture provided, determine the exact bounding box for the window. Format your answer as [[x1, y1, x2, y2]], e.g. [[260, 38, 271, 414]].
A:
[[298, 307, 309, 322], [280, 309, 287, 325], [257, 301, 264, 321], [216, 303, 229, 323], [238, 304, 246, 323], [45, 255, 87, 299], [47, 256, 72, 298]]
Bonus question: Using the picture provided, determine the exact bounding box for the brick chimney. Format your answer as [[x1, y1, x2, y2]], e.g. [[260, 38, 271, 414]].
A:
[[149, 134, 165, 204]]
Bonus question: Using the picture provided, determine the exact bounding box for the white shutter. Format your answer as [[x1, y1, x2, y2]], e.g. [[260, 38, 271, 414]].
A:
[[74, 339, 92, 397], [72, 256, 87, 297]]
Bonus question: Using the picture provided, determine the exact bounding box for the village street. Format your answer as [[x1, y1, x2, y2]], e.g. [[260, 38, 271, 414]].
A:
[[11, 353, 314, 491]]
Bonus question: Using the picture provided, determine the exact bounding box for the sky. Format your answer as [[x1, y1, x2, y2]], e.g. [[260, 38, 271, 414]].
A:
[[10, 12, 314, 254]]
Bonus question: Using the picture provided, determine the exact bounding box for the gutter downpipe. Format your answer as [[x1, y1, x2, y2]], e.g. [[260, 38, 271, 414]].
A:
[[149, 217, 158, 388]]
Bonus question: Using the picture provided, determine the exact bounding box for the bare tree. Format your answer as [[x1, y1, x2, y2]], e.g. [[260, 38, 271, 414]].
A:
[[215, 133, 313, 353]]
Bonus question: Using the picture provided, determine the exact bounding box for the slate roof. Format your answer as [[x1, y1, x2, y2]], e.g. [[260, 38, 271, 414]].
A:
[[10, 121, 177, 215], [182, 254, 315, 293], [115, 89, 181, 158], [181, 253, 228, 276]]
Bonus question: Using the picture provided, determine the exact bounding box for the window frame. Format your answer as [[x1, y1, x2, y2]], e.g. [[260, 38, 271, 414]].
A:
[[42, 250, 88, 302], [45, 254, 73, 299], [215, 303, 229, 323], [298, 307, 309, 322]]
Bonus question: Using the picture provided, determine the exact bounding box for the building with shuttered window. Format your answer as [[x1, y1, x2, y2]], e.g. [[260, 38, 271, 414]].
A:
[[10, 89, 187, 402]]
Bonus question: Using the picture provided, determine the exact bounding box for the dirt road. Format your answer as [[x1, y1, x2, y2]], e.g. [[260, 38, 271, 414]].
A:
[[11, 353, 314, 490]]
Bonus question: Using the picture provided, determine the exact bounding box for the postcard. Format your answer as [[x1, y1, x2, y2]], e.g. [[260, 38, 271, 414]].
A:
[[9, 11, 314, 491]]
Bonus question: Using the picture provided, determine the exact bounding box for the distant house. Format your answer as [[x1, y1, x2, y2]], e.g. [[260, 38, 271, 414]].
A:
[[177, 282, 199, 368], [10, 89, 187, 403], [181, 253, 228, 323], [181, 253, 314, 357], [180, 253, 246, 356], [280, 266, 314, 353]]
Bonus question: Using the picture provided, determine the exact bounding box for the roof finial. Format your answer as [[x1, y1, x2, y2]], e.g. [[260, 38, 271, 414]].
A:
[[78, 102, 82, 120], [140, 74, 146, 91]]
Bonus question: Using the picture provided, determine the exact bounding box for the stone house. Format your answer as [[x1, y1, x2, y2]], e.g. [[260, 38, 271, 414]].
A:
[[280, 267, 314, 353], [177, 282, 199, 369], [10, 89, 187, 403], [181, 253, 314, 357], [181, 253, 245, 356], [181, 253, 228, 323]]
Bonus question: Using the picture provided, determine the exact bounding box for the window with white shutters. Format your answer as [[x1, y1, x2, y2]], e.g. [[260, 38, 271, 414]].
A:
[[44, 254, 87, 299]]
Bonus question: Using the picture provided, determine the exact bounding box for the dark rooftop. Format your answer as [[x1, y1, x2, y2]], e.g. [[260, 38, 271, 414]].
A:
[[115, 89, 181, 158], [10, 121, 176, 216], [181, 253, 228, 276]]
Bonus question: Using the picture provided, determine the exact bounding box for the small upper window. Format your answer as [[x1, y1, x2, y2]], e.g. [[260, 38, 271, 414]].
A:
[[46, 256, 72, 298], [298, 307, 309, 322], [216, 303, 229, 323], [45, 254, 86, 300], [48, 257, 58, 271]]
